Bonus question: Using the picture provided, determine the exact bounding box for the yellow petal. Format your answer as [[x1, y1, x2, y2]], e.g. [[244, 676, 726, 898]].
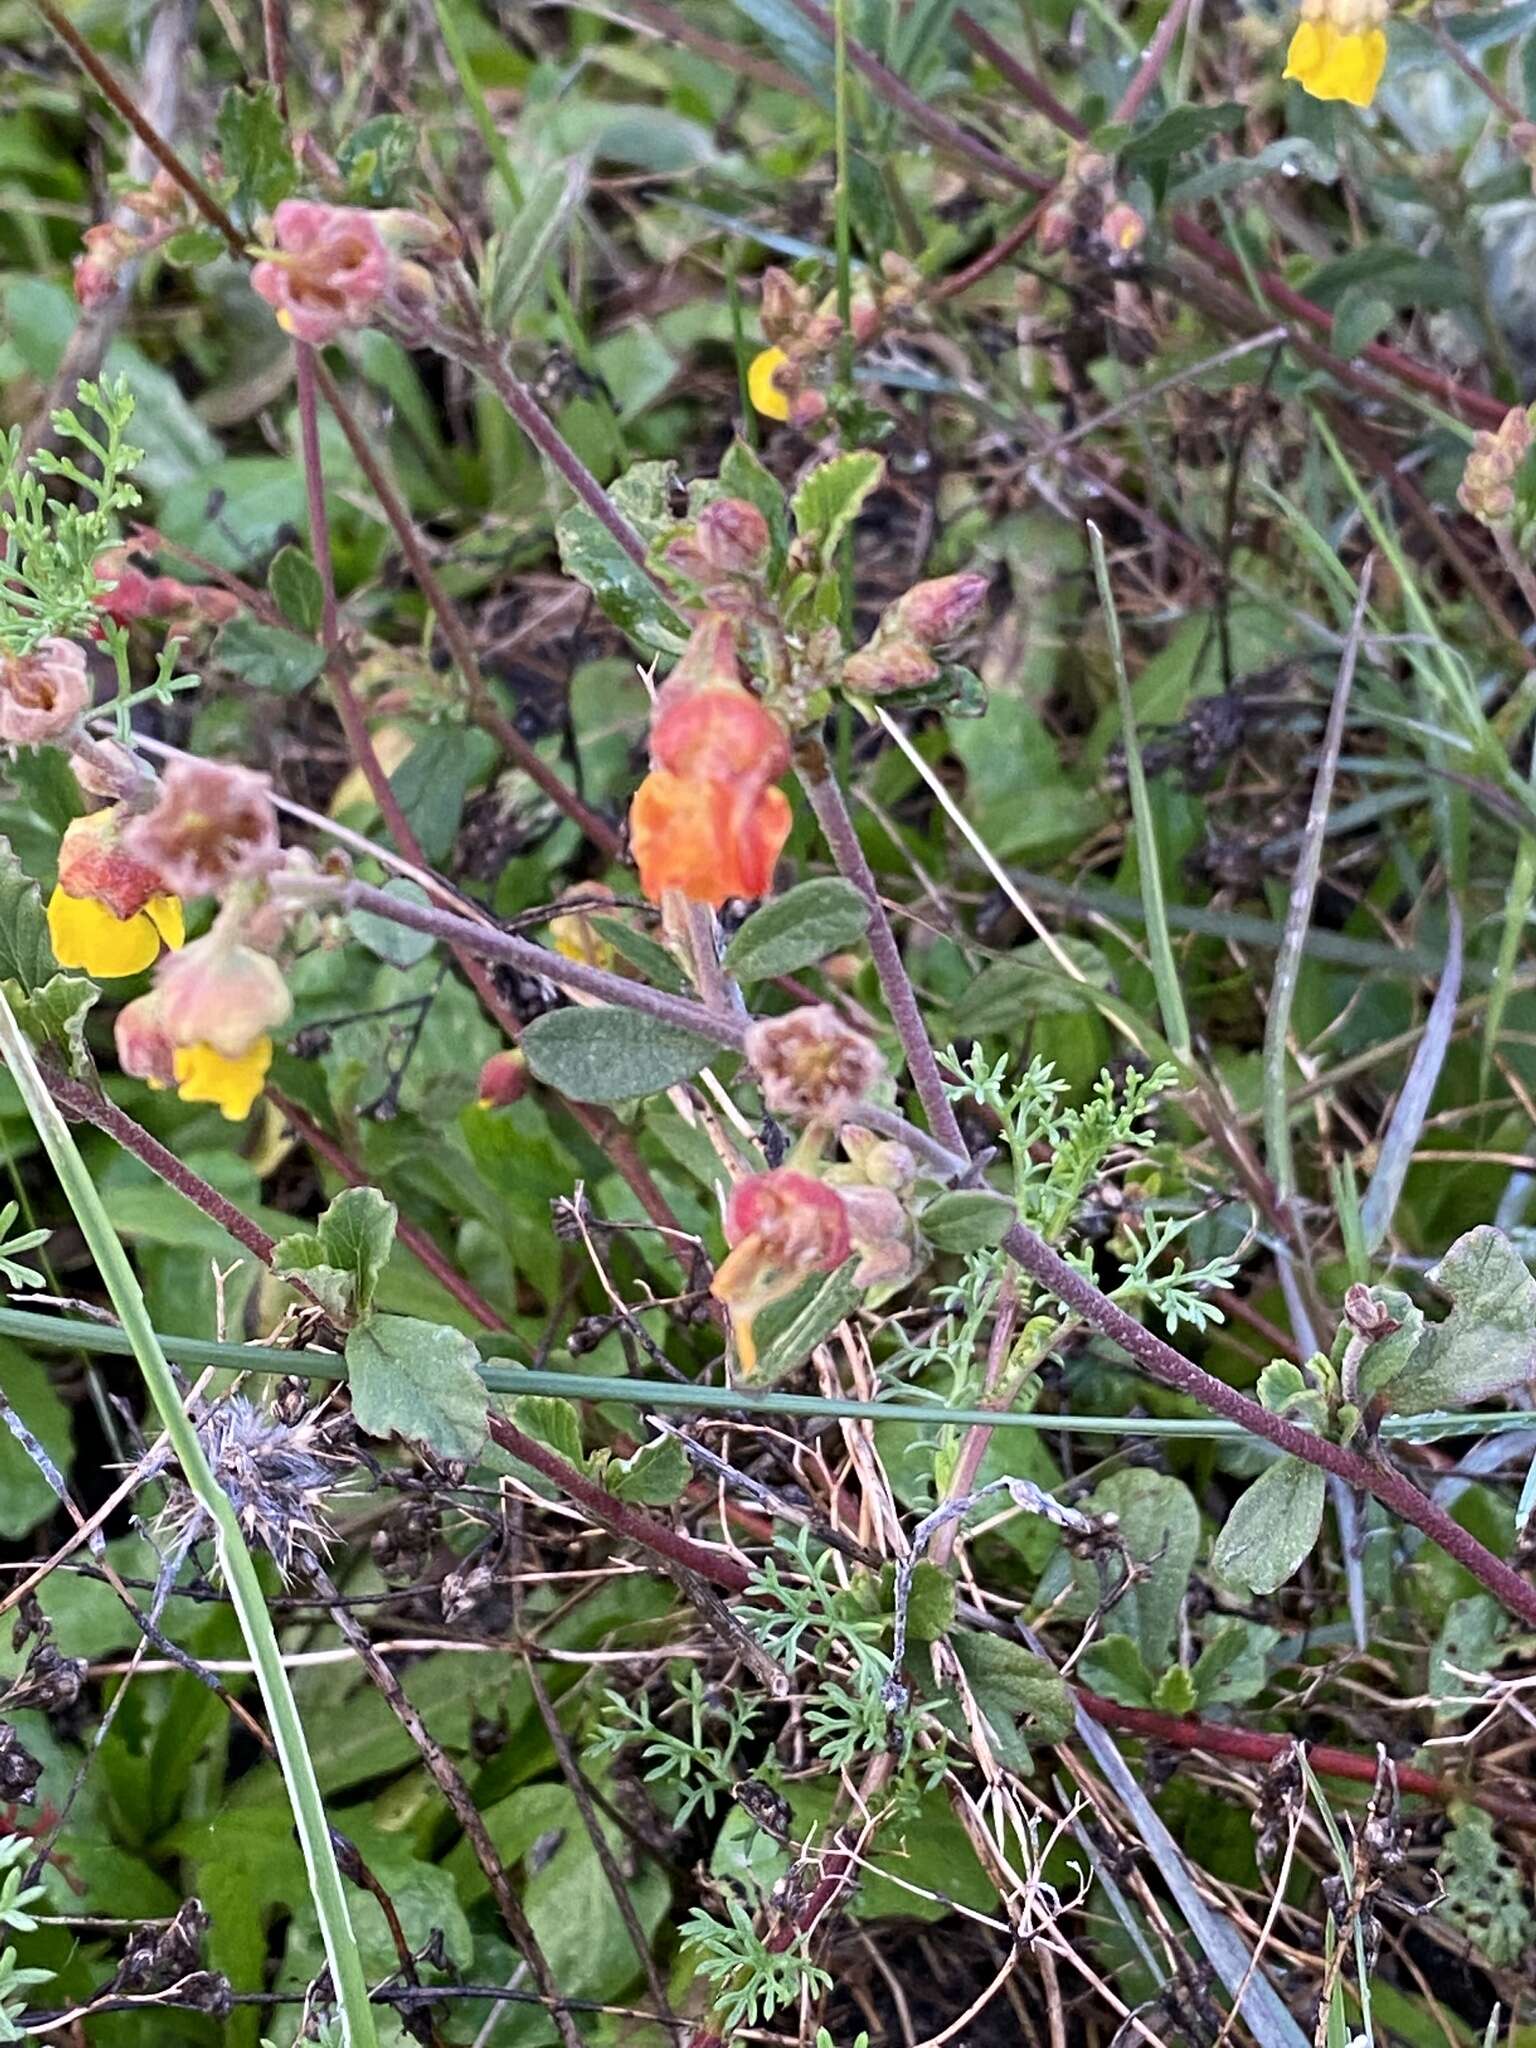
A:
[[1285, 18, 1385, 104], [748, 346, 792, 423], [173, 1037, 273, 1121], [145, 894, 186, 950], [46, 887, 162, 978]]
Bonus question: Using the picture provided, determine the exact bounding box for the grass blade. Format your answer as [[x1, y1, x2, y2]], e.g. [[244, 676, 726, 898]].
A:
[[1358, 899, 1464, 1255]]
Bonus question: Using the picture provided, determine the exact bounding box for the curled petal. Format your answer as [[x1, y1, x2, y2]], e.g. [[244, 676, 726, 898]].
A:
[[748, 346, 792, 422]]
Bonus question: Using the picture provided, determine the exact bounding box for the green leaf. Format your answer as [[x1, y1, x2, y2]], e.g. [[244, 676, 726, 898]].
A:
[[1376, 1227, 1536, 1413], [748, 1259, 864, 1386], [556, 463, 690, 657], [1427, 1596, 1512, 1728], [1076, 1632, 1155, 1707], [0, 1344, 74, 1538], [1331, 285, 1393, 360], [337, 113, 418, 203], [1090, 1470, 1200, 1670], [212, 614, 326, 694], [387, 726, 496, 864], [951, 1628, 1074, 1743], [1152, 1663, 1198, 1714], [273, 1186, 397, 1324], [162, 225, 229, 268], [920, 1188, 1016, 1253], [1342, 1286, 1423, 1404], [513, 1393, 585, 1470], [484, 159, 586, 329], [791, 450, 884, 561], [268, 545, 324, 634], [347, 879, 436, 969], [0, 839, 58, 996], [588, 915, 687, 992], [1211, 1455, 1326, 1596], [345, 1314, 488, 1462], [7, 974, 98, 1080], [1190, 1620, 1279, 1709], [723, 877, 871, 981], [214, 84, 298, 221], [608, 1431, 690, 1504], [874, 1558, 956, 1643], [1437, 1805, 1535, 1967], [521, 1005, 717, 1103], [1118, 101, 1245, 170]]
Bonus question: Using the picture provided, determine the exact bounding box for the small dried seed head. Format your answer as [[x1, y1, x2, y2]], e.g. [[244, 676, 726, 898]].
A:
[[1457, 406, 1533, 525], [158, 1396, 341, 1581]]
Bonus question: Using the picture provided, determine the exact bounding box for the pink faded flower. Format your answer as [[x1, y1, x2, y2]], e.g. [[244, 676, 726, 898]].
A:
[[114, 992, 178, 1089], [744, 1004, 885, 1126], [73, 225, 123, 310], [250, 199, 394, 345], [122, 757, 280, 899], [157, 935, 292, 1059], [0, 639, 91, 746]]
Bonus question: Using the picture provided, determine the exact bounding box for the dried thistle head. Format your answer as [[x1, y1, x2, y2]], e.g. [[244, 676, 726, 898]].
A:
[[158, 1395, 342, 1580]]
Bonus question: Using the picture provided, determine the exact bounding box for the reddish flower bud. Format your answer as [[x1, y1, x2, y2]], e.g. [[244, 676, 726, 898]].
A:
[[0, 638, 91, 746], [73, 224, 121, 310], [477, 1049, 528, 1108], [250, 199, 394, 346], [1101, 202, 1145, 254], [695, 499, 771, 577], [745, 1004, 884, 1125], [56, 808, 171, 923], [894, 572, 990, 647], [650, 687, 790, 785], [114, 992, 177, 1089], [94, 551, 241, 630], [122, 757, 281, 899], [838, 1182, 919, 1289], [157, 936, 292, 1059], [841, 638, 940, 696]]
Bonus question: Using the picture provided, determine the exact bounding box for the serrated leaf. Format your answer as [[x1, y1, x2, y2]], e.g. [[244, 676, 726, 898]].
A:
[[215, 84, 298, 221], [556, 464, 690, 657], [1376, 1228, 1536, 1413], [608, 1431, 690, 1504], [521, 1005, 717, 1103], [1211, 1455, 1326, 1596], [274, 1186, 397, 1324], [1076, 1632, 1155, 1707], [514, 1394, 585, 1469], [346, 1314, 488, 1462], [0, 839, 59, 995], [212, 614, 326, 694], [723, 877, 870, 981], [7, 973, 98, 1080], [920, 1189, 1016, 1253], [1437, 1805, 1535, 1967], [746, 1259, 863, 1385], [951, 1628, 1074, 1744], [348, 879, 436, 968], [1152, 1663, 1198, 1714], [791, 450, 884, 561], [1118, 101, 1245, 171], [268, 544, 324, 633]]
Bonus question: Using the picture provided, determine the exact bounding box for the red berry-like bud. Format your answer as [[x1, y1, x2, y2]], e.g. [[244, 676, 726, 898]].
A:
[[477, 1050, 528, 1108]]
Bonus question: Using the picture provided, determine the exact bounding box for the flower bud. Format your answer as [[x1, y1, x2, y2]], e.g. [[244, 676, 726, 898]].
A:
[[73, 225, 122, 310], [1101, 202, 1146, 254], [745, 1005, 884, 1125], [787, 386, 830, 432], [759, 266, 808, 341], [838, 1182, 919, 1289], [1458, 407, 1533, 525], [894, 571, 990, 647], [477, 1049, 528, 1108], [695, 499, 771, 577], [157, 936, 292, 1059], [710, 1168, 851, 1376], [122, 758, 280, 898], [841, 638, 940, 696], [0, 638, 90, 746], [838, 1125, 917, 1192], [56, 808, 171, 923], [114, 992, 177, 1089]]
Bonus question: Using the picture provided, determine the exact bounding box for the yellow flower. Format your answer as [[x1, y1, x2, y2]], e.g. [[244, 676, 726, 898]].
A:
[[171, 1038, 273, 1121], [1284, 0, 1387, 106], [748, 346, 792, 422], [47, 887, 185, 979]]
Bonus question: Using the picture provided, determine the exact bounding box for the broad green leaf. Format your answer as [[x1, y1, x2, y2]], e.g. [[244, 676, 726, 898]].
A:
[[870, 1558, 956, 1643], [589, 915, 687, 991], [725, 0, 834, 91], [1075, 1633, 1155, 1707], [162, 225, 228, 268], [522, 1004, 717, 1103], [747, 1259, 863, 1386], [1331, 285, 1393, 360], [214, 84, 298, 221], [723, 877, 871, 980], [1437, 1805, 1535, 1967], [267, 545, 324, 634], [1152, 1663, 1198, 1714], [345, 1314, 488, 1462], [556, 462, 690, 656], [607, 1431, 690, 1504], [0, 1345, 73, 1538], [273, 1186, 397, 1323], [347, 879, 436, 969], [1375, 1227, 1536, 1413], [1190, 1620, 1279, 1709], [1211, 1455, 1326, 1596], [1118, 102, 1245, 170], [791, 449, 884, 560], [513, 1393, 585, 1469], [337, 113, 418, 203], [951, 1628, 1074, 1743], [484, 159, 586, 329], [0, 838, 58, 996], [1084, 1469, 1200, 1670], [1427, 1596, 1513, 1727], [387, 725, 496, 864], [920, 1188, 1016, 1253], [212, 614, 326, 694]]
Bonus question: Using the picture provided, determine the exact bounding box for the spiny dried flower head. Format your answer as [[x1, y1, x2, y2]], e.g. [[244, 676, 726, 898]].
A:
[[250, 200, 431, 345], [158, 1395, 340, 1580], [1458, 406, 1533, 526], [49, 808, 185, 979], [122, 757, 281, 899], [710, 1168, 851, 1377], [0, 637, 90, 747], [1284, 0, 1389, 105], [745, 1004, 885, 1126]]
